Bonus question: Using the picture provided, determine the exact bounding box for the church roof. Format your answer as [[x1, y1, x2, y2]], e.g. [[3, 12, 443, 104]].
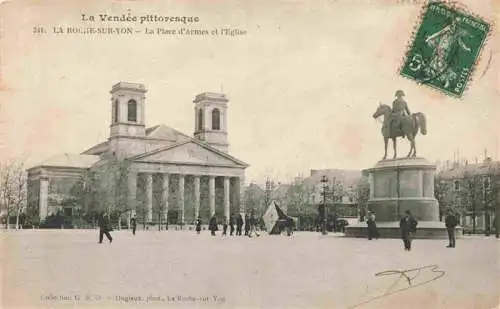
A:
[[30, 153, 100, 169], [81, 140, 109, 155], [193, 92, 228, 103], [145, 124, 192, 142]]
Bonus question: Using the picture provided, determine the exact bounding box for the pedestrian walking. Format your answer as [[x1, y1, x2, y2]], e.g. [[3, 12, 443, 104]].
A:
[[399, 210, 417, 251], [229, 215, 235, 236], [209, 215, 218, 236], [130, 215, 137, 235], [244, 214, 250, 236], [367, 211, 380, 240], [98, 211, 113, 244], [248, 211, 260, 238], [195, 216, 202, 234], [236, 214, 243, 236], [222, 216, 228, 236], [445, 210, 458, 248]]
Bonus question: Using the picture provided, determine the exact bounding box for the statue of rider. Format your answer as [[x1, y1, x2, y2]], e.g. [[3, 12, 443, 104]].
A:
[[391, 90, 411, 137]]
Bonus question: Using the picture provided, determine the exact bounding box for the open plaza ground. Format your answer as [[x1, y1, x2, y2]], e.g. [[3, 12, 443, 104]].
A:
[[1, 229, 499, 309]]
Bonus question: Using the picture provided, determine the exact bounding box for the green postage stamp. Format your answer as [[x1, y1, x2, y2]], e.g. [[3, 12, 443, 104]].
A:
[[400, 1, 491, 98]]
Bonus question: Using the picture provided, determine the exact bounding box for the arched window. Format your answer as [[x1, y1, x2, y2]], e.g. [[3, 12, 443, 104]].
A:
[[197, 109, 204, 131], [113, 99, 119, 123], [211, 108, 220, 130], [127, 99, 137, 122]]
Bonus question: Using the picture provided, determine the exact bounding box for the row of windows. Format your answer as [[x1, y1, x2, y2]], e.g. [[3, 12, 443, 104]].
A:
[[196, 108, 221, 131], [111, 100, 222, 130], [452, 177, 492, 191], [112, 99, 138, 123]]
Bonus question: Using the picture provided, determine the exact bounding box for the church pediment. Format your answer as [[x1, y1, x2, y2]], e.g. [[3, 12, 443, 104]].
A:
[[132, 141, 247, 167]]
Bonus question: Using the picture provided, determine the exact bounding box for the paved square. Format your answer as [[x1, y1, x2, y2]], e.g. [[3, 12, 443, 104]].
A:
[[1, 230, 499, 309]]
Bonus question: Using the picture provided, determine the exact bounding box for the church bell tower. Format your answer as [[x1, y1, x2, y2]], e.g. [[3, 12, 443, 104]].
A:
[[193, 92, 229, 153], [109, 82, 147, 158]]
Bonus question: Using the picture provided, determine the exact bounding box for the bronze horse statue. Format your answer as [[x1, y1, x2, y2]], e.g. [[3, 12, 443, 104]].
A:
[[372, 103, 427, 160]]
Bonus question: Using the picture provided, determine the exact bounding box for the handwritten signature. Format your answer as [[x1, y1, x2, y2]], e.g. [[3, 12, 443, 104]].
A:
[[348, 264, 445, 308]]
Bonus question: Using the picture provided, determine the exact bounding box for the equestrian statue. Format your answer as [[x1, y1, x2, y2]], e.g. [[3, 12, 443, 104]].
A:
[[372, 90, 427, 160]]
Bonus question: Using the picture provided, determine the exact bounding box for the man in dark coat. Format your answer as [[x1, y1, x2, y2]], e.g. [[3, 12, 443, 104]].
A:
[[445, 210, 458, 248], [130, 215, 137, 235], [209, 215, 218, 236], [229, 215, 235, 236], [98, 211, 113, 244], [195, 217, 202, 234], [222, 216, 228, 236], [244, 214, 250, 236], [248, 211, 260, 238], [236, 214, 243, 236], [366, 211, 380, 240], [399, 210, 417, 251]]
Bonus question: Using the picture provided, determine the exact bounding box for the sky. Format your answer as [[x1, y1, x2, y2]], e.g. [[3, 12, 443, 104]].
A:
[[0, 0, 498, 184]]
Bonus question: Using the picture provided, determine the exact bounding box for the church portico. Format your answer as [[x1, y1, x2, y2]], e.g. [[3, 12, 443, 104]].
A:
[[129, 167, 244, 227]]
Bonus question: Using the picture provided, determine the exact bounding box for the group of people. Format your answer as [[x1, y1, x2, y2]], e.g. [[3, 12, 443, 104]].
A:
[[366, 209, 459, 250], [97, 211, 266, 243], [98, 207, 460, 250], [196, 212, 261, 238]]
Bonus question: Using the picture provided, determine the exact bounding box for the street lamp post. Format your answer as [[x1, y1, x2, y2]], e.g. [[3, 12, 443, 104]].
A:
[[321, 175, 329, 235]]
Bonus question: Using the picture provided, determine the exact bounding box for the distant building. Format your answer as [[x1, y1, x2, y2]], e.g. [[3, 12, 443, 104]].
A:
[[437, 157, 500, 233]]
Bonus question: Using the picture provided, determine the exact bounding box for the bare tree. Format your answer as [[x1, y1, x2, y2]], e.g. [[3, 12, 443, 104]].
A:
[[243, 183, 265, 216], [482, 164, 499, 236], [434, 176, 451, 221], [460, 171, 483, 234], [72, 157, 132, 227], [350, 177, 369, 221], [284, 178, 312, 217], [0, 160, 27, 230]]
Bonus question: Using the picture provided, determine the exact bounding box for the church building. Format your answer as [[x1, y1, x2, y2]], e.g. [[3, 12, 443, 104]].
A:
[[27, 82, 248, 226]]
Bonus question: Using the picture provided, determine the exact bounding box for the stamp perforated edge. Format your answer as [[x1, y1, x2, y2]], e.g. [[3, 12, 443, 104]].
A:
[[398, 1, 495, 99]]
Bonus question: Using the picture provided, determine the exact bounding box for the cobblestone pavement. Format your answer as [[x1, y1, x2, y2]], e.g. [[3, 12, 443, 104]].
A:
[[1, 229, 499, 309]]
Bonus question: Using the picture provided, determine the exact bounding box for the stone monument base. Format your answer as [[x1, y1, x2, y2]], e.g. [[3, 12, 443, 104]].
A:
[[345, 221, 463, 239]]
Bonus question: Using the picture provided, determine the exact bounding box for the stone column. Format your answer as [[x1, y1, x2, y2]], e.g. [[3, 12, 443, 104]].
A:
[[128, 171, 138, 216], [369, 173, 374, 199], [209, 176, 215, 216], [194, 176, 200, 219], [204, 108, 211, 131], [224, 176, 230, 219], [179, 174, 185, 226], [418, 169, 424, 197], [146, 173, 153, 223], [39, 177, 49, 221], [162, 174, 169, 225], [239, 177, 245, 215]]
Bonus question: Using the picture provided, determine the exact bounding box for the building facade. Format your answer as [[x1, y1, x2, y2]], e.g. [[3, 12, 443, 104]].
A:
[[27, 82, 248, 226], [436, 158, 499, 233]]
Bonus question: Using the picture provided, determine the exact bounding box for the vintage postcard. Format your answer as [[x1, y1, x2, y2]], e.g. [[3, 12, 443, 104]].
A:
[[0, 1, 498, 309]]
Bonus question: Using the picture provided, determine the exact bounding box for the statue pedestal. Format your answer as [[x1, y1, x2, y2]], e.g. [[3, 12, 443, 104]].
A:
[[345, 157, 462, 239]]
